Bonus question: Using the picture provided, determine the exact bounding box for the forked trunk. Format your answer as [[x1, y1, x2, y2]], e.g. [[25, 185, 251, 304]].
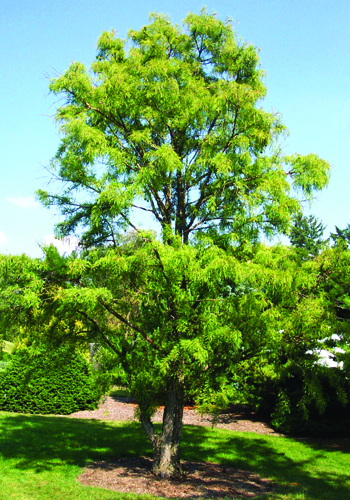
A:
[[140, 375, 184, 479]]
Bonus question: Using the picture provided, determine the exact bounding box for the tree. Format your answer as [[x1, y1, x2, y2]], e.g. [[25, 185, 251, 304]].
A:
[[2, 241, 344, 472], [331, 223, 350, 248], [230, 244, 350, 435], [37, 11, 329, 249], [290, 213, 326, 256], [28, 10, 331, 477]]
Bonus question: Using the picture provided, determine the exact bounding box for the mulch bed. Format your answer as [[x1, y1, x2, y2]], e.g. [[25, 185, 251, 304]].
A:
[[72, 396, 279, 497], [79, 456, 277, 498], [70, 396, 282, 436]]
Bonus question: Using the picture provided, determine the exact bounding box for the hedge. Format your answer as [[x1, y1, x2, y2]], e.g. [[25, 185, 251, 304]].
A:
[[0, 345, 103, 414]]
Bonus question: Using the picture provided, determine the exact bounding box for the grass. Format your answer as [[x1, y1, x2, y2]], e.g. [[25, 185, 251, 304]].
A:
[[0, 411, 349, 499], [109, 387, 133, 399]]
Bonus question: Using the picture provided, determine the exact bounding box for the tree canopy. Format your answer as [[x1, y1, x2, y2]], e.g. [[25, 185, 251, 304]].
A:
[[1, 240, 349, 467], [37, 10, 330, 248]]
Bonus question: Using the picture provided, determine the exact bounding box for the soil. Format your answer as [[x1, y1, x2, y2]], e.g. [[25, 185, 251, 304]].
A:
[[70, 396, 280, 498]]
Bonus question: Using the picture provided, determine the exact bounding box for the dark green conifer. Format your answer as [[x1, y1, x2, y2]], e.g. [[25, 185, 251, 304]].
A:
[[331, 223, 350, 247], [290, 214, 326, 256]]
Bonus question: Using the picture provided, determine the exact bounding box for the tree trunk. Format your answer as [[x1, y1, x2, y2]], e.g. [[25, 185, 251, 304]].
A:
[[140, 375, 184, 479]]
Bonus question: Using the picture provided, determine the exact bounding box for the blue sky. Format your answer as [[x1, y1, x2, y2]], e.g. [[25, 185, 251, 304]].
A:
[[1, 0, 349, 257]]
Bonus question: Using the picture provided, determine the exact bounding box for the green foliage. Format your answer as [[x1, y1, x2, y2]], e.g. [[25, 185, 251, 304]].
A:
[[222, 244, 350, 436], [250, 361, 350, 436], [3, 240, 349, 427], [37, 10, 330, 248], [1, 10, 334, 469], [0, 345, 103, 415], [290, 213, 326, 256], [271, 390, 291, 430], [331, 223, 350, 248]]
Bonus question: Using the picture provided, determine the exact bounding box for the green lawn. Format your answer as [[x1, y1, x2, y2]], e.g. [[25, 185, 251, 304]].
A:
[[0, 411, 349, 499]]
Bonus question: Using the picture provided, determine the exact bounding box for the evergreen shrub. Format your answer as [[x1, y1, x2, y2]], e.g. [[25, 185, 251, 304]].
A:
[[0, 345, 103, 414], [248, 364, 350, 437]]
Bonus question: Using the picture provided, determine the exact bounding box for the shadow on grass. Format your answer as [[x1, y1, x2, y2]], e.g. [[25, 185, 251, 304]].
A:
[[181, 426, 350, 500], [0, 413, 349, 499], [0, 413, 150, 472]]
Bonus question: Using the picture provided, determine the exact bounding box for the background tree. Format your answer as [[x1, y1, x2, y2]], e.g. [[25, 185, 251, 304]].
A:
[[24, 10, 332, 477], [289, 213, 326, 256], [331, 223, 350, 248], [236, 244, 350, 435]]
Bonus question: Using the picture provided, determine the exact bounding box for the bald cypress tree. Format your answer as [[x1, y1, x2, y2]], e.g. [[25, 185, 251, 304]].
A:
[[31, 11, 330, 477]]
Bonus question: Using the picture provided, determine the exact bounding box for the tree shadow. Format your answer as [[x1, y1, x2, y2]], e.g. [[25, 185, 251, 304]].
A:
[[181, 426, 350, 500], [0, 413, 349, 499], [0, 413, 150, 473]]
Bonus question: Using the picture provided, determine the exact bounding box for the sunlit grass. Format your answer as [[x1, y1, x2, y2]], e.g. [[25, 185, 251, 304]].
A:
[[0, 411, 349, 499], [109, 387, 133, 399]]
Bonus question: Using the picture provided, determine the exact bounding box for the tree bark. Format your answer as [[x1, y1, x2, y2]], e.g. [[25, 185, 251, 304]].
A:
[[140, 375, 184, 479]]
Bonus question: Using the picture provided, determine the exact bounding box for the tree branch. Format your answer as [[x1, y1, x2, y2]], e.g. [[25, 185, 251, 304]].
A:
[[98, 297, 158, 349], [222, 107, 239, 154], [76, 309, 123, 357], [151, 247, 171, 287]]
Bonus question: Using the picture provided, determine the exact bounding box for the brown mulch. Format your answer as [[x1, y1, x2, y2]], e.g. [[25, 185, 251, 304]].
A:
[[79, 456, 277, 498], [71, 396, 280, 497], [70, 395, 282, 435]]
